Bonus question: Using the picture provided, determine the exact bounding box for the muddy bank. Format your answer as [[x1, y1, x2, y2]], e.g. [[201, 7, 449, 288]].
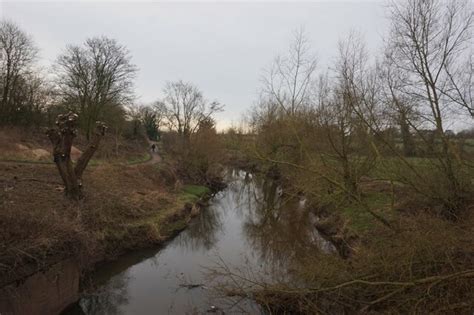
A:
[[0, 260, 79, 315], [0, 192, 211, 315]]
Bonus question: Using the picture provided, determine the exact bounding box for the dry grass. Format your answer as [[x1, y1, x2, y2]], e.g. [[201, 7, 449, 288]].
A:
[[0, 126, 148, 163], [0, 162, 201, 287], [214, 153, 474, 313], [230, 212, 474, 314], [0, 127, 51, 161]]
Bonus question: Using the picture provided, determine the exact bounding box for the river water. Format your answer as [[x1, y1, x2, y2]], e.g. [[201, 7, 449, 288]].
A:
[[67, 170, 331, 314]]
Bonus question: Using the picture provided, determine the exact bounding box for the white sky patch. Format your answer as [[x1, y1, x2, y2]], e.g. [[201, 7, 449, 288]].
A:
[[1, 1, 389, 125]]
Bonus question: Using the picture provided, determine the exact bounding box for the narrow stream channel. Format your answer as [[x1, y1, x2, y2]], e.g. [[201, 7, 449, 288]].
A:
[[66, 170, 331, 314]]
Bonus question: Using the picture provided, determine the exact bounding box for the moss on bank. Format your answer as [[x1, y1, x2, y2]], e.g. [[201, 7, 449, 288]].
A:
[[181, 184, 210, 201], [182, 184, 210, 197]]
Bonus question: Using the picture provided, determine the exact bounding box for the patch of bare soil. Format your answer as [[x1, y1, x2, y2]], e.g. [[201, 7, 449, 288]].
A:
[[0, 126, 148, 162]]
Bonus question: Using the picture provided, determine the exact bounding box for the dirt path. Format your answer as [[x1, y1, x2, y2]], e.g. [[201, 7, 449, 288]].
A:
[[144, 140, 162, 165], [0, 138, 162, 167], [144, 148, 161, 165]]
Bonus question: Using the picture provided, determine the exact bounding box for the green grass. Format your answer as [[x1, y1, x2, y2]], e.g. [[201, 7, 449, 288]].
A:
[[126, 153, 152, 165], [369, 156, 443, 180], [0, 158, 104, 166], [87, 159, 102, 166], [340, 192, 393, 233], [180, 184, 210, 202], [182, 184, 210, 197], [0, 158, 53, 165], [464, 138, 474, 146]]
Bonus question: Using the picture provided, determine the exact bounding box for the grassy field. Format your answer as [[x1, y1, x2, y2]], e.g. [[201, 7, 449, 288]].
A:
[[340, 192, 394, 233]]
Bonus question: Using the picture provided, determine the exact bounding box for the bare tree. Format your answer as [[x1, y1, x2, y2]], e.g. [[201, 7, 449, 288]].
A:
[[161, 80, 223, 139], [318, 33, 377, 199], [387, 0, 474, 214], [47, 112, 107, 200], [388, 0, 474, 114], [262, 28, 317, 115], [378, 53, 418, 157], [0, 20, 38, 124], [55, 36, 137, 139], [136, 102, 164, 141]]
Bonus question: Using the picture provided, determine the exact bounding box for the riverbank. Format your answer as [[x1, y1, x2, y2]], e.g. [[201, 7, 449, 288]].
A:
[[0, 160, 214, 314], [64, 169, 281, 314], [219, 157, 474, 313]]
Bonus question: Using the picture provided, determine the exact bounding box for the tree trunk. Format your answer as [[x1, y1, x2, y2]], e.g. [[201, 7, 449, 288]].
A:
[[47, 112, 106, 200], [399, 110, 415, 157], [1, 60, 12, 123], [342, 157, 357, 198]]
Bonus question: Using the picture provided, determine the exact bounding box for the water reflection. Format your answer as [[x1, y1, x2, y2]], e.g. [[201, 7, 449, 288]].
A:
[[176, 198, 223, 251], [239, 174, 327, 272], [79, 274, 130, 315], [71, 169, 331, 314]]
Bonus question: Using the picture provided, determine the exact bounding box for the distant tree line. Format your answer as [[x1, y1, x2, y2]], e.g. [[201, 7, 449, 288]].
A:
[[0, 20, 222, 146], [249, 0, 474, 219], [0, 19, 226, 198]]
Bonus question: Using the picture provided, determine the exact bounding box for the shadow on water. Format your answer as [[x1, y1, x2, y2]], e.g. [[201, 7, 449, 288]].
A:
[[67, 169, 333, 314]]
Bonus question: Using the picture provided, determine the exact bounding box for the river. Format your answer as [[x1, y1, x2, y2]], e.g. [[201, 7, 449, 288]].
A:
[[66, 169, 331, 314]]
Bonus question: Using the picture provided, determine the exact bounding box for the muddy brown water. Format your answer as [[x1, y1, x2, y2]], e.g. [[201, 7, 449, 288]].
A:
[[62, 170, 332, 314]]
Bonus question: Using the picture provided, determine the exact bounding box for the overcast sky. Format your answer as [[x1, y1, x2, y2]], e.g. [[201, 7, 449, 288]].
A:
[[0, 1, 389, 129]]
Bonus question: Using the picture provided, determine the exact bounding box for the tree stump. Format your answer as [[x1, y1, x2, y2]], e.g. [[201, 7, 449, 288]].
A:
[[47, 112, 106, 200]]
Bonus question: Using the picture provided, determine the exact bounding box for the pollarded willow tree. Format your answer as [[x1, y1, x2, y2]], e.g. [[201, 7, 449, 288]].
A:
[[55, 36, 137, 140], [47, 112, 107, 200]]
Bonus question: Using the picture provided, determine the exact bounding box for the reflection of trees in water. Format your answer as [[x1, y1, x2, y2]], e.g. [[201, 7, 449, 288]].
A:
[[180, 169, 262, 251], [177, 203, 223, 251], [174, 169, 259, 251], [75, 170, 327, 314], [238, 175, 320, 273], [79, 272, 131, 315], [75, 246, 166, 315], [228, 170, 265, 220]]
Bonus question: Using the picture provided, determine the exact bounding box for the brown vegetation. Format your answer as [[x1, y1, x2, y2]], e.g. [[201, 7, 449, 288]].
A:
[[217, 0, 474, 312], [0, 158, 209, 288], [1, 1, 473, 313], [248, 212, 474, 314], [0, 126, 148, 163]]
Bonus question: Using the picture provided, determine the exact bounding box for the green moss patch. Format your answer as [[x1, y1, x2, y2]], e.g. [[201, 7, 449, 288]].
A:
[[182, 185, 209, 198]]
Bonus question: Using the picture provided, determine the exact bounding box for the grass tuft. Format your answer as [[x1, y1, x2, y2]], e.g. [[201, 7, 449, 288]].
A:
[[182, 184, 210, 198]]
